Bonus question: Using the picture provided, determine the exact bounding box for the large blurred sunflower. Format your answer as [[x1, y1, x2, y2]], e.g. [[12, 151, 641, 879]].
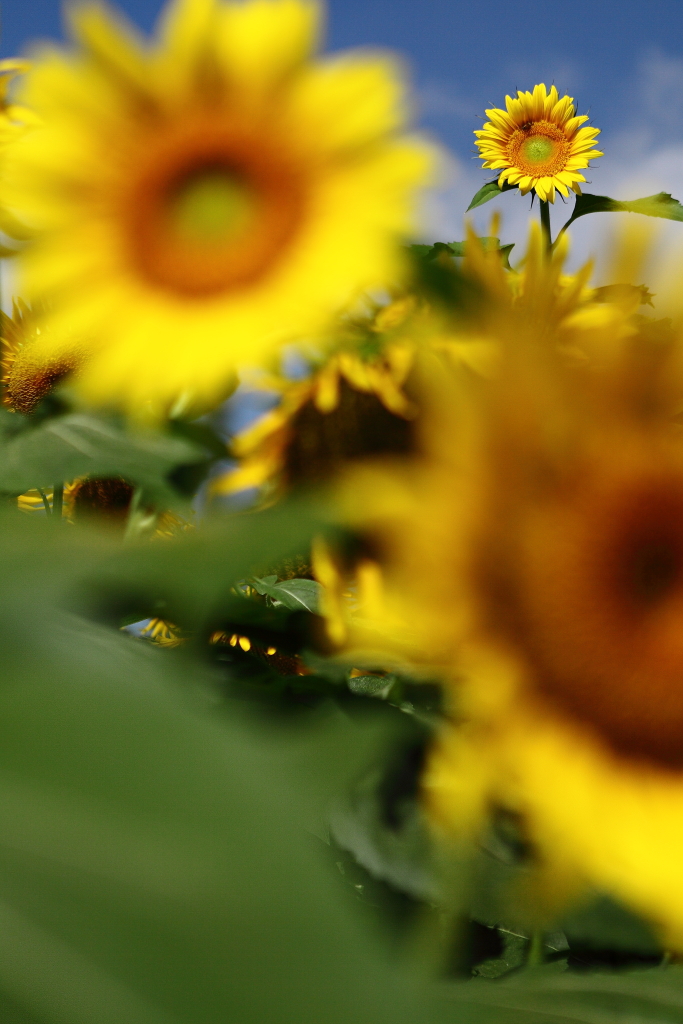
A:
[[475, 83, 602, 203], [339, 232, 683, 942], [4, 0, 432, 417]]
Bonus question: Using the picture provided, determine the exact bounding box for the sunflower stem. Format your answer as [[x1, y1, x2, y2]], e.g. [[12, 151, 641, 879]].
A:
[[539, 200, 552, 252], [527, 930, 545, 967], [52, 482, 64, 520]]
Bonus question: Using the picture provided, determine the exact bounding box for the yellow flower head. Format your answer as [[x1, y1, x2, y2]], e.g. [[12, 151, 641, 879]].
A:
[[1, 299, 78, 414], [5, 0, 432, 417], [474, 83, 603, 203], [338, 231, 683, 941], [214, 296, 419, 500], [18, 476, 190, 538]]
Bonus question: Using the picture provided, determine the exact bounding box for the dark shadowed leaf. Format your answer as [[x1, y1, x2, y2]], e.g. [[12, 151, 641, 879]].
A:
[[431, 964, 683, 1024], [0, 413, 205, 507]]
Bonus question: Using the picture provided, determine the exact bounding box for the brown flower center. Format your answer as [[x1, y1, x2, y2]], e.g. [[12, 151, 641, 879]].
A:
[[284, 380, 416, 486], [506, 121, 571, 177], [122, 119, 308, 299], [72, 477, 134, 525], [488, 468, 683, 768], [3, 348, 74, 414]]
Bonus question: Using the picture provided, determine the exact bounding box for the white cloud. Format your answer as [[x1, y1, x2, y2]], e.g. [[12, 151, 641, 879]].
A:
[[416, 82, 474, 122]]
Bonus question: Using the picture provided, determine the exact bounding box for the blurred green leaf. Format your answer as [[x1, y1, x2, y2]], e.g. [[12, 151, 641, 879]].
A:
[[70, 497, 325, 630], [408, 238, 514, 270], [431, 965, 683, 1024], [329, 753, 440, 903], [0, 514, 429, 1024], [559, 895, 661, 957], [0, 413, 206, 507]]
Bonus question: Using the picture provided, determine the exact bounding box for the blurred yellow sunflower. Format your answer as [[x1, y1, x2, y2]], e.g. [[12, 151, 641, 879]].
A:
[[339, 233, 683, 942], [422, 308, 683, 946], [0, 59, 37, 244], [4, 0, 432, 417], [18, 476, 189, 537], [475, 83, 602, 203], [214, 297, 419, 499]]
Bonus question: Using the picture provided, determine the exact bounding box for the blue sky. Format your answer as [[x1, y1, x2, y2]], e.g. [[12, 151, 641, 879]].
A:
[[5, 0, 683, 270]]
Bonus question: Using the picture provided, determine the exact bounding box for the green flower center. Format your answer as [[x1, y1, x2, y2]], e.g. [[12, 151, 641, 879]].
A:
[[170, 169, 256, 244], [520, 135, 556, 165]]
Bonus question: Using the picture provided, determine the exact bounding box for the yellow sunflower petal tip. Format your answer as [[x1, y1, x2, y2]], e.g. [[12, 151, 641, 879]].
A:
[[475, 82, 602, 204], [6, 0, 433, 417]]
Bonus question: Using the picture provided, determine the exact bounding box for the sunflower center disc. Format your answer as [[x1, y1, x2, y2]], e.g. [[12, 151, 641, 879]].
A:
[[520, 135, 556, 165], [507, 121, 570, 177], [124, 121, 308, 299], [496, 470, 683, 768], [170, 170, 256, 244]]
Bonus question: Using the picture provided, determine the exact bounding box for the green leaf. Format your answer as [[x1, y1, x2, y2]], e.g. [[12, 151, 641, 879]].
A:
[[499, 243, 515, 270], [252, 576, 322, 613], [558, 894, 661, 956], [431, 964, 683, 1024], [251, 574, 278, 594], [449, 238, 515, 270], [74, 497, 324, 630], [409, 237, 514, 270], [0, 413, 206, 507], [329, 757, 440, 903], [561, 191, 683, 233], [0, 514, 429, 1024], [347, 674, 396, 698], [467, 179, 516, 211], [407, 243, 433, 259]]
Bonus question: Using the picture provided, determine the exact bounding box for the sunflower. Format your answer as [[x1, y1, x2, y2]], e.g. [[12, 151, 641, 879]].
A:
[[474, 83, 603, 203], [4, 0, 432, 418], [338, 233, 683, 942], [140, 617, 184, 647], [214, 297, 419, 500], [1, 299, 78, 413], [18, 476, 189, 537]]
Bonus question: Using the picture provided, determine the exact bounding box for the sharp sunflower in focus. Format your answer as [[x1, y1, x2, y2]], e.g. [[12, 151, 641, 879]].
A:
[[3, 0, 433, 417], [475, 83, 603, 203], [337, 229, 683, 945]]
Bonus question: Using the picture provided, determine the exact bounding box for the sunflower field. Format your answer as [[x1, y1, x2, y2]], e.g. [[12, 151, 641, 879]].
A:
[[4, 2, 683, 1021]]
